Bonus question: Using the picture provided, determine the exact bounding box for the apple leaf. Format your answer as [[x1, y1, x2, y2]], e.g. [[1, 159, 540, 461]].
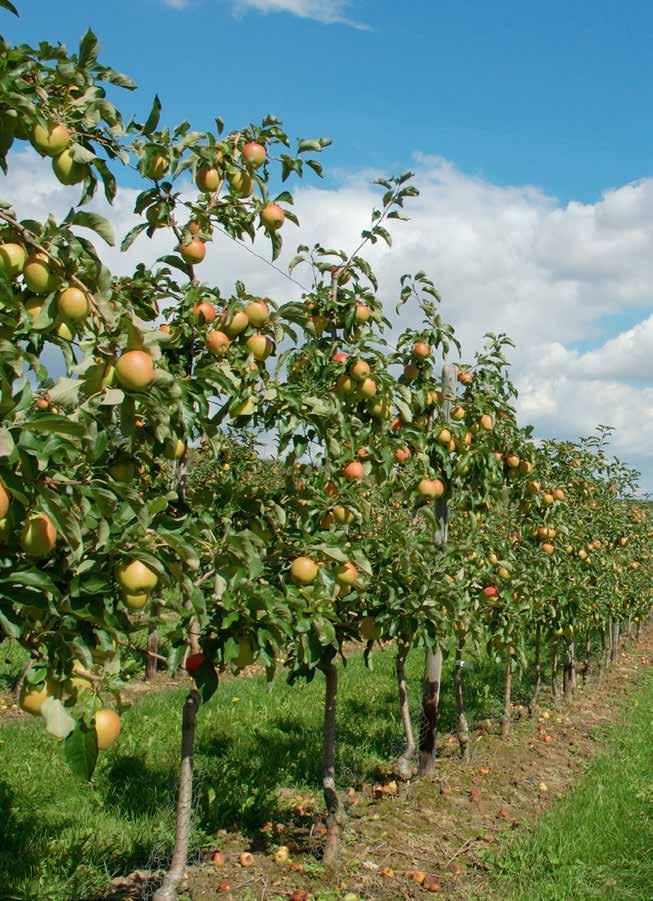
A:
[[78, 29, 99, 68], [64, 722, 98, 781], [68, 211, 115, 246], [0, 427, 14, 457], [41, 698, 75, 740], [0, 0, 19, 16], [142, 94, 162, 136], [194, 660, 218, 704]]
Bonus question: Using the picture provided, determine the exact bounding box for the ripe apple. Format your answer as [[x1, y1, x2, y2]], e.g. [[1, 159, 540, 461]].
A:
[[483, 586, 498, 598], [211, 850, 225, 867], [541, 543, 555, 554], [335, 374, 355, 396], [335, 561, 358, 586], [117, 559, 158, 593], [52, 149, 88, 185], [519, 460, 533, 475], [239, 852, 255, 868], [180, 238, 206, 265], [58, 287, 89, 321], [94, 708, 121, 750], [360, 616, 381, 641], [229, 170, 253, 197], [32, 122, 70, 157], [206, 330, 230, 355], [221, 309, 249, 338], [403, 362, 419, 383], [144, 153, 168, 180], [19, 679, 56, 715], [115, 350, 155, 391], [260, 204, 285, 231], [359, 377, 377, 398], [246, 334, 274, 361], [242, 141, 266, 168], [395, 447, 411, 464], [195, 166, 221, 193], [412, 341, 431, 359], [21, 512, 57, 557], [23, 252, 61, 294], [528, 480, 540, 495], [542, 493, 554, 505], [331, 351, 348, 364], [186, 653, 206, 676], [479, 414, 494, 431], [333, 505, 353, 524], [458, 370, 473, 385], [505, 454, 520, 469], [290, 556, 319, 585], [342, 460, 364, 481], [289, 891, 308, 901], [124, 593, 149, 611], [436, 428, 451, 446], [350, 359, 370, 381], [451, 405, 465, 421], [192, 301, 217, 323], [165, 438, 186, 460], [417, 478, 445, 499], [355, 303, 371, 323], [273, 845, 289, 864], [245, 299, 270, 327], [498, 567, 510, 580], [0, 242, 26, 277], [553, 487, 565, 501], [0, 481, 9, 519]]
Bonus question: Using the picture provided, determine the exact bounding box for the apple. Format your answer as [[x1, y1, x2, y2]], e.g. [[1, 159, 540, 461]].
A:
[[342, 460, 364, 481], [355, 303, 371, 323], [221, 309, 249, 338], [55, 320, 74, 341], [32, 121, 70, 157], [458, 370, 473, 385], [23, 252, 61, 294], [519, 460, 533, 475], [231, 397, 255, 417], [331, 351, 348, 364], [436, 428, 451, 446], [115, 350, 155, 391], [333, 505, 354, 524], [19, 679, 56, 715], [180, 238, 206, 264], [52, 149, 88, 185], [0, 481, 9, 519], [195, 166, 221, 193], [246, 334, 274, 361], [541, 543, 555, 554], [412, 341, 431, 359], [479, 413, 494, 431], [117, 559, 158, 594], [260, 204, 285, 231], [498, 567, 510, 580], [239, 852, 254, 868], [206, 330, 230, 355], [165, 438, 186, 460], [553, 487, 565, 501], [0, 242, 26, 277], [289, 891, 308, 901], [395, 447, 411, 464], [245, 299, 270, 327], [124, 593, 149, 611], [336, 562, 358, 587], [192, 301, 217, 323], [359, 377, 377, 398], [218, 881, 231, 893], [242, 141, 266, 168], [350, 359, 370, 382], [542, 493, 554, 505], [94, 708, 121, 750], [58, 287, 89, 321], [273, 845, 289, 864], [417, 478, 445, 499], [451, 405, 465, 421], [360, 616, 381, 641], [528, 480, 541, 495], [335, 374, 355, 396], [185, 653, 207, 677], [483, 586, 498, 598], [211, 850, 225, 867], [146, 204, 167, 228], [144, 153, 168, 180], [290, 556, 318, 585], [505, 454, 520, 469], [229, 170, 253, 197], [403, 362, 419, 383], [21, 513, 57, 557]]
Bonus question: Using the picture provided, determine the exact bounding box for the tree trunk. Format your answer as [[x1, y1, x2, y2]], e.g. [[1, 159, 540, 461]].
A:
[[563, 644, 573, 702], [582, 636, 591, 685], [146, 606, 160, 681], [419, 645, 442, 775], [570, 640, 576, 690], [501, 651, 512, 738], [154, 689, 201, 901], [551, 640, 559, 704], [322, 663, 340, 870], [454, 636, 470, 760], [530, 623, 542, 713], [626, 617, 632, 641], [636, 620, 641, 640], [610, 620, 620, 664], [598, 628, 607, 683], [395, 641, 416, 777]]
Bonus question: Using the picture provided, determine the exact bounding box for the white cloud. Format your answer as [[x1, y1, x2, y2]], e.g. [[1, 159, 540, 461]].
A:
[[2, 148, 652, 491], [162, 0, 190, 8], [231, 0, 371, 30]]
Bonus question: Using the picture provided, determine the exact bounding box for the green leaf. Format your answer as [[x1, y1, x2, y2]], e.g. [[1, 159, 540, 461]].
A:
[[69, 211, 115, 246], [23, 416, 84, 437], [298, 137, 332, 153], [8, 570, 57, 592], [142, 94, 162, 135], [41, 698, 75, 740], [0, 0, 19, 15], [0, 427, 14, 457], [64, 722, 98, 781], [79, 29, 99, 68]]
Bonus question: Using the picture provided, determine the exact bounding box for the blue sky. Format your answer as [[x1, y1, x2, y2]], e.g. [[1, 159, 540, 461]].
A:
[[3, 0, 653, 204]]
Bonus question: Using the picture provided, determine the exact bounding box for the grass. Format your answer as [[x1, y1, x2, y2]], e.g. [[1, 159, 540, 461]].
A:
[[0, 640, 527, 901], [491, 668, 653, 901]]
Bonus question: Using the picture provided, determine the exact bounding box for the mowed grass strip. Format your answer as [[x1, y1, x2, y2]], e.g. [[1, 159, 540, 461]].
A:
[[0, 643, 520, 901], [492, 669, 653, 901]]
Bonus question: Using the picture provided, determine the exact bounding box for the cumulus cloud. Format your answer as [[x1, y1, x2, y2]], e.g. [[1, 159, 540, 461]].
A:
[[2, 148, 651, 491], [230, 0, 371, 30]]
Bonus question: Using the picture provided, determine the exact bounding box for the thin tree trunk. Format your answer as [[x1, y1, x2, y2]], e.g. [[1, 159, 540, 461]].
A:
[[322, 663, 340, 870], [154, 689, 201, 901], [551, 639, 559, 704], [598, 628, 607, 683], [419, 645, 442, 775], [636, 620, 641, 640], [582, 636, 591, 685], [454, 636, 470, 760], [626, 618, 632, 641], [530, 623, 542, 713], [501, 651, 512, 738], [570, 640, 576, 690], [610, 621, 620, 664], [563, 644, 573, 702], [395, 641, 416, 777], [146, 607, 160, 681]]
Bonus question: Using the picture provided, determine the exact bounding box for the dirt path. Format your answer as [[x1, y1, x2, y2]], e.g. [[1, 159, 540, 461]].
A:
[[157, 630, 653, 901]]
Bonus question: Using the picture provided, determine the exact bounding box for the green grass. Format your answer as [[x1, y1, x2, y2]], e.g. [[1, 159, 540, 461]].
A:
[[0, 640, 527, 901], [491, 669, 653, 901]]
